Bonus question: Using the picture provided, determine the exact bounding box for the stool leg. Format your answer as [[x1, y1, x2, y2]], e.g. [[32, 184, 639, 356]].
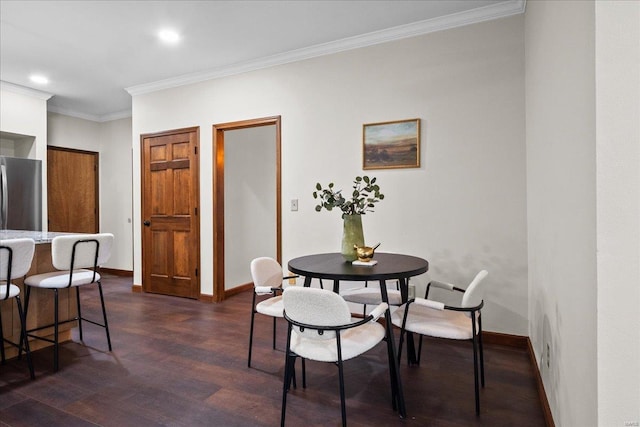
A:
[[76, 286, 83, 341], [97, 281, 112, 351], [20, 286, 32, 360], [15, 295, 35, 379], [0, 305, 5, 364]]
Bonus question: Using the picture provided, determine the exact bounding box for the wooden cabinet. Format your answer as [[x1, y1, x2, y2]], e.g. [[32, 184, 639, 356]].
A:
[[0, 242, 77, 358]]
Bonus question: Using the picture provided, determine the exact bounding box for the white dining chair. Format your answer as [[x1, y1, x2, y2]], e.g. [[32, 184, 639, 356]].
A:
[[23, 233, 114, 372], [0, 238, 36, 379], [391, 270, 489, 415], [340, 280, 404, 316], [280, 286, 388, 427], [248, 257, 298, 368]]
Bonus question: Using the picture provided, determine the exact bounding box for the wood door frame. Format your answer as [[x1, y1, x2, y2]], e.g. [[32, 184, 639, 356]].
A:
[[47, 146, 99, 233], [140, 126, 201, 298], [212, 116, 281, 302]]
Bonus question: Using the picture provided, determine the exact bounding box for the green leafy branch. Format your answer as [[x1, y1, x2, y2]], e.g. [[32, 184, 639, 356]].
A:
[[313, 176, 384, 218]]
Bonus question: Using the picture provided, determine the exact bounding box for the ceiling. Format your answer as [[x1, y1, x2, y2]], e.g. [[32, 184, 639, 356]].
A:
[[0, 0, 524, 122]]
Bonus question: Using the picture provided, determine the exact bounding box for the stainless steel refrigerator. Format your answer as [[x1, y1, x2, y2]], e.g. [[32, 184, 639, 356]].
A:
[[0, 156, 42, 231]]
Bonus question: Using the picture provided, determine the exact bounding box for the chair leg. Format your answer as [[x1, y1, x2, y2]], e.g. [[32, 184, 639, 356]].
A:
[[97, 282, 112, 351], [54, 289, 59, 372], [397, 327, 405, 365], [471, 317, 480, 415], [76, 287, 83, 341], [281, 326, 294, 427], [479, 316, 485, 387], [301, 358, 306, 389], [282, 352, 298, 426], [291, 356, 297, 390], [248, 294, 257, 367], [336, 334, 347, 427], [337, 358, 347, 427], [272, 316, 277, 350], [417, 335, 424, 365], [15, 295, 35, 379]]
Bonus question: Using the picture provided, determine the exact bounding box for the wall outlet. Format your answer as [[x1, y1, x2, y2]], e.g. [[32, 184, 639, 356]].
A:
[[290, 199, 298, 211]]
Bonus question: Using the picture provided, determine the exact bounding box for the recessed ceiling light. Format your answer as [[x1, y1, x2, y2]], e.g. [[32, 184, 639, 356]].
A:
[[158, 29, 180, 44], [29, 74, 49, 85]]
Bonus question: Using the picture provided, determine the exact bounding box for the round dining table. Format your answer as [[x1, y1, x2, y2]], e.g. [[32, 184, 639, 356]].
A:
[[288, 252, 429, 419]]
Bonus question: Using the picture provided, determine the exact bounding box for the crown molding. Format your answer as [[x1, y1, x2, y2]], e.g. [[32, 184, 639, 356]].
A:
[[48, 105, 132, 123], [1, 80, 130, 122], [0, 81, 53, 100], [97, 109, 132, 122], [127, 0, 526, 97]]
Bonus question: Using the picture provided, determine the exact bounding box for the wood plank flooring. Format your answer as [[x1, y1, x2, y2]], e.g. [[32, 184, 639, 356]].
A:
[[1, 274, 546, 426]]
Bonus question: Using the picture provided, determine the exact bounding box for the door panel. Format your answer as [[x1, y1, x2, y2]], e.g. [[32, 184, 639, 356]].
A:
[[141, 128, 200, 299], [47, 147, 98, 233]]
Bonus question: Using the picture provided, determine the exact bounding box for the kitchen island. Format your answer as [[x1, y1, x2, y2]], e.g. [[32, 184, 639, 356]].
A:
[[1, 230, 78, 359]]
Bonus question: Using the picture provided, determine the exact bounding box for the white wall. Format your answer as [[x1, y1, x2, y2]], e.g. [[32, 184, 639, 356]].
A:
[[132, 15, 528, 334], [0, 84, 51, 230], [525, 1, 598, 425], [224, 125, 277, 289], [98, 118, 134, 271], [47, 112, 101, 149], [47, 112, 133, 270], [595, 1, 640, 425]]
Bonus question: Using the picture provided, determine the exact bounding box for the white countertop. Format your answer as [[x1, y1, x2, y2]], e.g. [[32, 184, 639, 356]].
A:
[[0, 230, 75, 243]]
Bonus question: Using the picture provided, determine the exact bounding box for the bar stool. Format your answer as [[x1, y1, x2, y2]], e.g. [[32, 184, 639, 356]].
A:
[[23, 233, 114, 372], [0, 238, 36, 379]]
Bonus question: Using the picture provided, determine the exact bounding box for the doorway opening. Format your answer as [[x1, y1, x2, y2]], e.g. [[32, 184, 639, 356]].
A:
[[212, 116, 281, 302]]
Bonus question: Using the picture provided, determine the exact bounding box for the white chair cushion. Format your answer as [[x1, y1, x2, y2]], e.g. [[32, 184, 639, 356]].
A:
[[341, 288, 403, 306], [0, 283, 20, 299], [290, 320, 385, 362], [391, 304, 478, 340], [24, 269, 101, 289], [256, 295, 284, 317]]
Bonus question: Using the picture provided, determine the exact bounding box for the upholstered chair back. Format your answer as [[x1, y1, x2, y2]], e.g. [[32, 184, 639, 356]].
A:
[[51, 233, 113, 271]]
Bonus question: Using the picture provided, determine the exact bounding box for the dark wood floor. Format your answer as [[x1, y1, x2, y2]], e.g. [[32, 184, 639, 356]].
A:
[[1, 274, 546, 426]]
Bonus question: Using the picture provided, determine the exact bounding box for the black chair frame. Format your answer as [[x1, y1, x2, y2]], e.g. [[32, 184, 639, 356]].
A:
[[0, 245, 35, 379], [23, 238, 112, 372]]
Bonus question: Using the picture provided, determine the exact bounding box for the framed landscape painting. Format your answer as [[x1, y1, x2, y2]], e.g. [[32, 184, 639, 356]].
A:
[[362, 118, 420, 170]]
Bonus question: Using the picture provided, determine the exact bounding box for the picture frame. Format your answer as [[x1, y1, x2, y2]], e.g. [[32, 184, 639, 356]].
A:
[[362, 118, 420, 170]]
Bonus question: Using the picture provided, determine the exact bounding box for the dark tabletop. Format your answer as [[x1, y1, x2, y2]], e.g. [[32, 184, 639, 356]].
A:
[[288, 252, 429, 282]]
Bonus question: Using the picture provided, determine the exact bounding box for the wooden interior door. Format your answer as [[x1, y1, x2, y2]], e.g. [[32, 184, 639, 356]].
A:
[[47, 147, 98, 233], [141, 127, 200, 299]]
